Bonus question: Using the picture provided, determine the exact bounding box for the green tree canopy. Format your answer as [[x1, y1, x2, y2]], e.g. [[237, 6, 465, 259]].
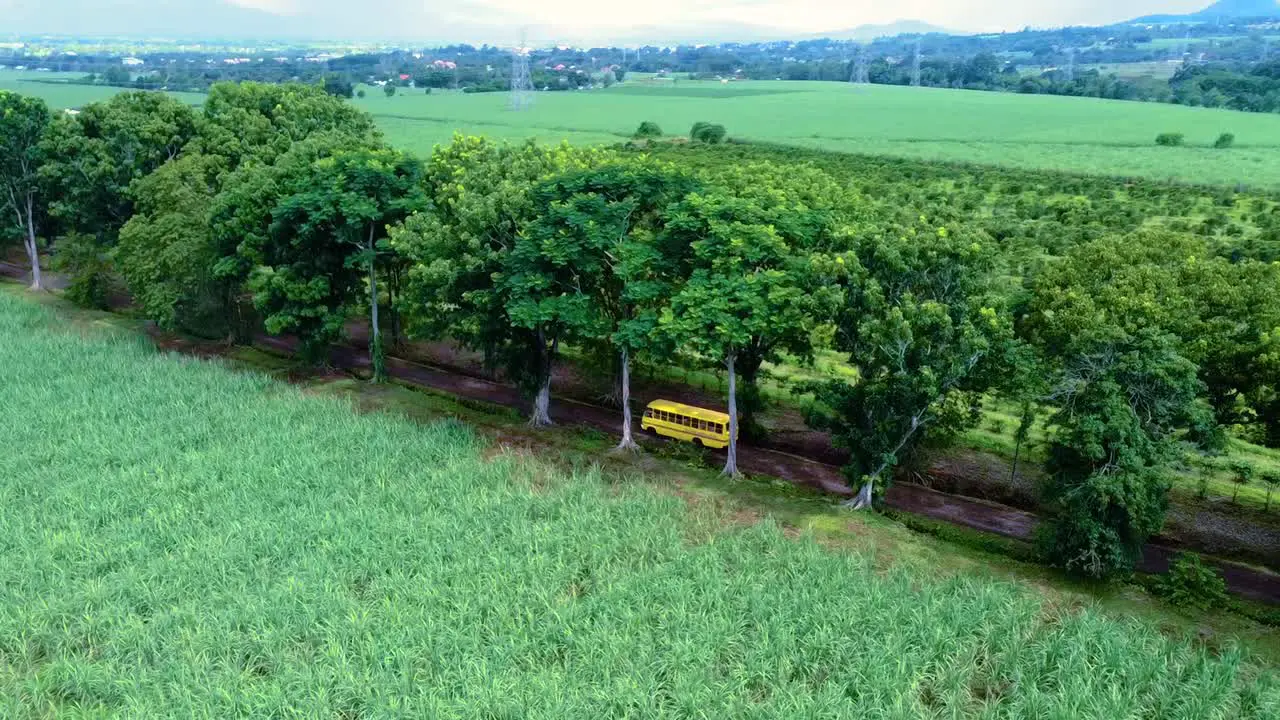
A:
[[517, 158, 698, 437], [38, 91, 199, 306], [390, 136, 608, 411], [116, 152, 232, 334], [805, 220, 1019, 507]]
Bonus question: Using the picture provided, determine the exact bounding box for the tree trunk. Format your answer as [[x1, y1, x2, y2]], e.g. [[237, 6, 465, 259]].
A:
[[529, 329, 556, 427], [737, 349, 766, 441], [723, 352, 740, 477], [843, 411, 926, 510], [23, 194, 41, 291], [367, 228, 386, 383], [1010, 439, 1023, 485], [615, 347, 638, 451]]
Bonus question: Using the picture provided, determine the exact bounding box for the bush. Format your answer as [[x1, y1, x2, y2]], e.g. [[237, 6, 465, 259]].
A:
[[356, 89, 366, 98], [1155, 553, 1228, 610], [383, 84, 396, 97], [1214, 132, 1235, 149], [1229, 460, 1254, 503], [1038, 467, 1170, 579], [691, 121, 727, 144], [1155, 132, 1185, 147], [634, 121, 663, 139]]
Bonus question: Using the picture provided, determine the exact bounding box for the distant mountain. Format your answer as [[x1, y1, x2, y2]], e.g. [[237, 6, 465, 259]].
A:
[[1130, 0, 1280, 23], [810, 20, 953, 42], [583, 20, 950, 47]]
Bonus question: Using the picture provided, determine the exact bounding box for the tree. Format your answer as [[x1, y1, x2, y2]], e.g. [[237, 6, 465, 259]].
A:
[[690, 122, 727, 144], [116, 152, 232, 333], [633, 121, 662, 138], [1263, 471, 1280, 512], [39, 91, 199, 307], [383, 84, 396, 98], [235, 139, 425, 368], [0, 91, 51, 291], [665, 162, 851, 440], [323, 74, 355, 98], [390, 136, 606, 418], [660, 166, 846, 475], [1229, 461, 1254, 504], [193, 82, 378, 171], [1025, 246, 1218, 577], [520, 160, 696, 442], [805, 220, 1018, 508]]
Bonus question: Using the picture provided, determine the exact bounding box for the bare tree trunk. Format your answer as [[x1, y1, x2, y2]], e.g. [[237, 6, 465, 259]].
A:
[[22, 194, 41, 291], [529, 329, 556, 427], [615, 347, 638, 451], [723, 352, 740, 477], [844, 410, 925, 510], [367, 228, 385, 383]]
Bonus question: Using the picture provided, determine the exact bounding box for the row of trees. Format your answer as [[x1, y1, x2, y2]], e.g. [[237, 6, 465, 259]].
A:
[[4, 83, 1280, 582]]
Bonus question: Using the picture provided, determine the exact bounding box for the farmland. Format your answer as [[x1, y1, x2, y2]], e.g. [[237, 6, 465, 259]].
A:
[[6, 68, 1280, 189], [3, 287, 1280, 717], [355, 80, 1280, 188]]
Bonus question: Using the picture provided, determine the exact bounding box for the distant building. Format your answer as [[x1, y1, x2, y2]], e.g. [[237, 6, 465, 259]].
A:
[[122, 57, 144, 67]]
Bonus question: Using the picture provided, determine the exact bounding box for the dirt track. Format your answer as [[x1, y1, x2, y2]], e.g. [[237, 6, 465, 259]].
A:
[[4, 261, 1279, 605]]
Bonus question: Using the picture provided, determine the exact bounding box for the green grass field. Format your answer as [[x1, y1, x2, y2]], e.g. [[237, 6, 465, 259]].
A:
[[355, 80, 1280, 188], [3, 286, 1279, 717], [0, 70, 204, 109], [7, 69, 1280, 189]]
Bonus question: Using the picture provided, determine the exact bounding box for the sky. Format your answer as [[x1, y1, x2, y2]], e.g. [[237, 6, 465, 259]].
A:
[[4, 0, 1220, 45]]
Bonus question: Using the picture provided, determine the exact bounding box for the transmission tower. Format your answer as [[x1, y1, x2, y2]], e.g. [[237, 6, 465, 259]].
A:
[[851, 44, 869, 84], [510, 38, 534, 111], [910, 38, 922, 87]]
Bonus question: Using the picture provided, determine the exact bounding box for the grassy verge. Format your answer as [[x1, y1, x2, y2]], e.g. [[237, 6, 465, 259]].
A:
[[4, 284, 1280, 717]]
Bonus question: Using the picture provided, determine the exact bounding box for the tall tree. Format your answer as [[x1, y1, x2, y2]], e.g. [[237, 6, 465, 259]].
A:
[[0, 91, 50, 290], [1023, 235, 1223, 577], [116, 152, 231, 334], [659, 178, 844, 476], [663, 162, 850, 441], [231, 137, 424, 365], [805, 220, 1018, 508], [521, 160, 696, 443], [38, 91, 198, 306], [390, 136, 606, 420]]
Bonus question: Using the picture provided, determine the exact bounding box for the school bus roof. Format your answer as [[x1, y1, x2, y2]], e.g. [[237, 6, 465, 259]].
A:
[[645, 399, 730, 424]]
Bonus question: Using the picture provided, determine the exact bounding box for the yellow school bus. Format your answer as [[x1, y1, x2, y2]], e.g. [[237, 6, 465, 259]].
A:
[[641, 399, 733, 449]]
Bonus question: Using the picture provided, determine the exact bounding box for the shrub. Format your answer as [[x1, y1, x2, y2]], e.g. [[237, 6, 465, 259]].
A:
[[1229, 460, 1254, 503], [383, 84, 396, 97], [1214, 132, 1235, 149], [356, 89, 366, 98], [1155, 132, 1185, 147], [1155, 553, 1228, 610], [634, 121, 663, 139], [691, 121, 727, 144]]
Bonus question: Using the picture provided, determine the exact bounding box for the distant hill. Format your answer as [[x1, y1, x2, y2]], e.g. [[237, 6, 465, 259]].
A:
[[583, 20, 949, 47], [1131, 0, 1280, 23], [810, 21, 953, 42]]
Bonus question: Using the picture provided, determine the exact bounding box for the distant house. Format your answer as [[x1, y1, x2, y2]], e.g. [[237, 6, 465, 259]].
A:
[[122, 57, 144, 67], [399, 74, 411, 81]]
